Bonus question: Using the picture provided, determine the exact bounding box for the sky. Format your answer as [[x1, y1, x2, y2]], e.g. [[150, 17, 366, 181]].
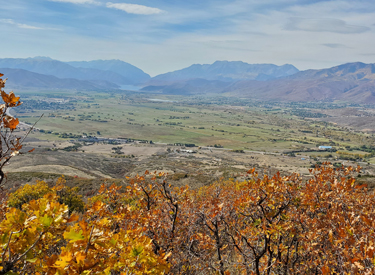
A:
[[1, 0, 375, 76]]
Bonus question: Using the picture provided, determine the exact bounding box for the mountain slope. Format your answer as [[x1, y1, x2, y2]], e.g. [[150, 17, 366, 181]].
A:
[[0, 57, 149, 86], [142, 62, 375, 103], [67, 59, 150, 84], [0, 68, 119, 90], [224, 62, 375, 103], [147, 61, 299, 85], [288, 62, 375, 81]]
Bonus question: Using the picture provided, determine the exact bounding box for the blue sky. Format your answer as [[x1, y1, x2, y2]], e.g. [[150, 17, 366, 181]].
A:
[[1, 0, 375, 76]]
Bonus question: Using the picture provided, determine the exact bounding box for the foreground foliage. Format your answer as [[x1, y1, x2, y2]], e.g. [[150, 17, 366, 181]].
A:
[[8, 177, 85, 214], [0, 164, 374, 274], [122, 165, 375, 274]]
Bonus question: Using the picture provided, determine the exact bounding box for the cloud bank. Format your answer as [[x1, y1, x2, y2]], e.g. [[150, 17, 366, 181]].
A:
[[286, 18, 370, 34]]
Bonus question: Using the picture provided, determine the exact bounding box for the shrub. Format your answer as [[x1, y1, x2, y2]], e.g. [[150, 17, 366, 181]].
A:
[[8, 177, 84, 215]]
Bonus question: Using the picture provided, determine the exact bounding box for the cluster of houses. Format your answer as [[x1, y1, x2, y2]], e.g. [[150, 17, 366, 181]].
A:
[[76, 136, 130, 145], [318, 146, 333, 150]]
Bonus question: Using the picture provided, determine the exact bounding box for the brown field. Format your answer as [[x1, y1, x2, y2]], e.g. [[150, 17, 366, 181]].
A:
[[5, 135, 375, 195]]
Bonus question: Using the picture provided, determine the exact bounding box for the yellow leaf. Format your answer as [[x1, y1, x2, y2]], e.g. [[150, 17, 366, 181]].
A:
[[64, 228, 85, 242], [54, 252, 73, 268], [76, 252, 86, 263], [163, 251, 172, 260]]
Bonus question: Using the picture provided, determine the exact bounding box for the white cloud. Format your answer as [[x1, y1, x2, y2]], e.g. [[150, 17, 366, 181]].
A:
[[286, 18, 370, 34], [48, 0, 98, 4], [106, 2, 163, 15], [0, 19, 45, 30]]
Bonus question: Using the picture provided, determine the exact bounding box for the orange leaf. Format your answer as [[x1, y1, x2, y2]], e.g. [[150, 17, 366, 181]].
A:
[[362, 216, 372, 226], [92, 200, 104, 212], [67, 213, 79, 223], [9, 118, 19, 130], [322, 265, 330, 275], [1, 91, 21, 107], [3, 117, 19, 130]]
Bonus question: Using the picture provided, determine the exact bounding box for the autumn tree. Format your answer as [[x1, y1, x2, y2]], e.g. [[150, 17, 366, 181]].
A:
[[8, 176, 85, 215], [120, 165, 375, 274]]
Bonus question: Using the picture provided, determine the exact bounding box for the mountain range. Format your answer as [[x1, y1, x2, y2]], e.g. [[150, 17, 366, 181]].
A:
[[0, 57, 150, 90], [1, 57, 375, 103], [147, 61, 299, 85], [142, 62, 375, 104], [221, 62, 375, 103], [1, 68, 119, 90]]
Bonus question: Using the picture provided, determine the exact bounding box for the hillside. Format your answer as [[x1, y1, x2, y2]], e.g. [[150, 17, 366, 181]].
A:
[[0, 57, 149, 86], [143, 62, 375, 103], [225, 62, 375, 103], [67, 59, 150, 85], [0, 68, 119, 90], [147, 61, 299, 85]]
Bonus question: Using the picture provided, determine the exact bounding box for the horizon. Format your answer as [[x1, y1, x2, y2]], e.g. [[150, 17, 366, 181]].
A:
[[1, 0, 375, 76], [1, 56, 372, 78]]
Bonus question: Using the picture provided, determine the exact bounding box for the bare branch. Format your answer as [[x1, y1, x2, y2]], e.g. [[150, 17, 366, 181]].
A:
[[16, 231, 44, 262], [1, 231, 13, 262], [85, 225, 95, 254]]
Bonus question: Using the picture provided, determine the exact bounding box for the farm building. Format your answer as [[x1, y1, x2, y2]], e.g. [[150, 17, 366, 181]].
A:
[[319, 146, 332, 150]]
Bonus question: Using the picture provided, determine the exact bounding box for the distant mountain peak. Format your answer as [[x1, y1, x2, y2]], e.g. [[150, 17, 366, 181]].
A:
[[148, 61, 299, 85], [28, 56, 54, 60], [0, 57, 151, 87], [67, 59, 150, 84]]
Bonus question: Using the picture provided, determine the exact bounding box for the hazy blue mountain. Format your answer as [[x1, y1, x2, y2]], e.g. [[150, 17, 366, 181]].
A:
[[0, 57, 149, 86], [0, 68, 119, 90], [147, 61, 299, 85], [0, 57, 83, 78], [67, 59, 150, 84]]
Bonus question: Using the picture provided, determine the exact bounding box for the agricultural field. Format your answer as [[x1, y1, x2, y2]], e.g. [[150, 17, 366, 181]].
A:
[[14, 90, 375, 151], [5, 89, 375, 191]]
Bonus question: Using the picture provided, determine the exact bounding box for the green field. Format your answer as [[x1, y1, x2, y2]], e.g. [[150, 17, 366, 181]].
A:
[[15, 90, 375, 154]]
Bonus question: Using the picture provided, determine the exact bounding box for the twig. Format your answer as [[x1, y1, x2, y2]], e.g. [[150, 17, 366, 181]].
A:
[[20, 113, 44, 145], [1, 231, 13, 261], [16, 232, 44, 262], [85, 225, 95, 254]]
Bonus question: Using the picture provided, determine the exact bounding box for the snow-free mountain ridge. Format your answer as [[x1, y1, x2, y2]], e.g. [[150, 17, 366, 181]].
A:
[[142, 62, 375, 104], [147, 61, 299, 85], [2, 58, 375, 104], [0, 57, 150, 87]]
